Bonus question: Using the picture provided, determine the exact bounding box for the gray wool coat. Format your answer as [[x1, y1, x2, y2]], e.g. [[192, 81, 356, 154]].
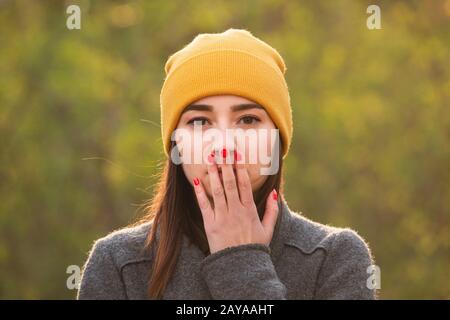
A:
[[77, 201, 376, 299]]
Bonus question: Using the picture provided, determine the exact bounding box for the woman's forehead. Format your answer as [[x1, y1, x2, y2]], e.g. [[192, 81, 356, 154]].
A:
[[192, 94, 256, 106], [183, 95, 267, 115]]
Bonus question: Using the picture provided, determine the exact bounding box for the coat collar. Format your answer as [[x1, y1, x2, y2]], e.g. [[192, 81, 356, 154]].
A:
[[176, 199, 294, 263], [268, 199, 291, 261]]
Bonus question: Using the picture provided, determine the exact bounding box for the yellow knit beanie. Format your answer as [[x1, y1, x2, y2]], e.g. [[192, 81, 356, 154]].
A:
[[160, 28, 293, 158]]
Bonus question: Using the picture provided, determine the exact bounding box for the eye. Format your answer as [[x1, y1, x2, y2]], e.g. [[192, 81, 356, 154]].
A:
[[238, 115, 261, 125], [187, 117, 210, 126]]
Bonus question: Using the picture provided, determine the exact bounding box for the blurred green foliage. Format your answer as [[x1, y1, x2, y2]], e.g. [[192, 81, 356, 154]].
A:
[[0, 0, 449, 299]]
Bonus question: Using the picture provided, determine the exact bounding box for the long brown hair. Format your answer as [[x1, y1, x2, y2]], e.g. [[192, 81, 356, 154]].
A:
[[136, 141, 284, 299]]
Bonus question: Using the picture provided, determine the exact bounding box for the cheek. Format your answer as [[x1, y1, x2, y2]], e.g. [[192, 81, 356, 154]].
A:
[[246, 164, 268, 191], [182, 163, 206, 184], [240, 126, 277, 163], [177, 132, 212, 183]]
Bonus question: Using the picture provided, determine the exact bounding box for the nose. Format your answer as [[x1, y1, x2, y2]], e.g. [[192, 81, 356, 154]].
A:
[[208, 127, 245, 165], [210, 129, 235, 157]]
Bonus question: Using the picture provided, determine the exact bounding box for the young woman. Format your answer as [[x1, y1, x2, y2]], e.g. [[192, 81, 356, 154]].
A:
[[77, 29, 376, 300]]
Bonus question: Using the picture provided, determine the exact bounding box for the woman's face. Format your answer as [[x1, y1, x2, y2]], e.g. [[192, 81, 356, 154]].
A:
[[175, 95, 278, 199]]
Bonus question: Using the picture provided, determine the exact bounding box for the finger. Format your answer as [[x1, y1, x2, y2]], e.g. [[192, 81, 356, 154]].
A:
[[192, 177, 215, 224], [261, 189, 279, 237], [220, 148, 240, 204], [235, 160, 254, 208], [206, 151, 228, 212]]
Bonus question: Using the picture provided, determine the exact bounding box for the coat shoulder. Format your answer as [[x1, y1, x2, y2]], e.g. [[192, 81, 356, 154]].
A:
[[284, 206, 372, 257], [90, 222, 153, 269]]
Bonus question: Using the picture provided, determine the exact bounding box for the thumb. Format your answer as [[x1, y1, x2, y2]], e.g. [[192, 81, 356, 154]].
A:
[[261, 189, 279, 237]]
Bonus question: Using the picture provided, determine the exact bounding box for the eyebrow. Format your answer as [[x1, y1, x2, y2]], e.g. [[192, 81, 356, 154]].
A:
[[182, 103, 264, 114]]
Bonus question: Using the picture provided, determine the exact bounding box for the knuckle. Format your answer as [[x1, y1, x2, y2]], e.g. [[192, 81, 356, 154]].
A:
[[238, 179, 249, 191], [213, 186, 224, 197], [199, 199, 209, 211], [241, 198, 254, 207], [223, 179, 236, 191]]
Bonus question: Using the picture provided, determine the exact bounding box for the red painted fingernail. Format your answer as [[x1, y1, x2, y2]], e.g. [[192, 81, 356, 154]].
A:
[[193, 178, 200, 186], [221, 148, 227, 158], [272, 189, 278, 200], [234, 151, 242, 162]]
